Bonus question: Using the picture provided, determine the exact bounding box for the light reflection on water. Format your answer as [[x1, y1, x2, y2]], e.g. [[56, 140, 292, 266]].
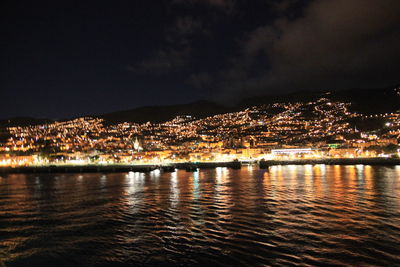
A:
[[0, 165, 400, 266]]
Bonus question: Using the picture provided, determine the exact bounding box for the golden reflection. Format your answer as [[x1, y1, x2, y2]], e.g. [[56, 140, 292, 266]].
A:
[[328, 166, 360, 221], [276, 165, 284, 188], [214, 167, 233, 221], [100, 174, 107, 186], [263, 168, 270, 179], [324, 166, 360, 239], [288, 165, 297, 185], [267, 166, 277, 192], [356, 164, 364, 180], [314, 164, 321, 177], [304, 164, 313, 189], [347, 165, 356, 179], [396, 166, 400, 207], [364, 165, 373, 191], [1, 166, 400, 265], [216, 167, 228, 183], [312, 165, 324, 198], [361, 165, 377, 211], [170, 171, 179, 208], [125, 172, 145, 207], [150, 168, 161, 180], [192, 171, 200, 200], [177, 170, 194, 214], [77, 175, 83, 181], [0, 175, 54, 259], [247, 164, 254, 171], [331, 165, 343, 193], [331, 166, 356, 205], [347, 166, 357, 193], [265, 166, 277, 193], [262, 168, 272, 197]]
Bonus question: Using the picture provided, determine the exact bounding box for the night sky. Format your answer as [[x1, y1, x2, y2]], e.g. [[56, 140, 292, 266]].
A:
[[1, 0, 400, 119]]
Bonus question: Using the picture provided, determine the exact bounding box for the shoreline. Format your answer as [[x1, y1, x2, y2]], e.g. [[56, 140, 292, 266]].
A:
[[259, 158, 400, 168], [0, 158, 399, 174]]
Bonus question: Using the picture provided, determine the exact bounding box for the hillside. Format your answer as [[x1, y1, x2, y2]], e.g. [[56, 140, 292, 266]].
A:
[[0, 117, 53, 128], [238, 86, 400, 115], [2, 85, 399, 126], [99, 100, 234, 124], [100, 85, 399, 124]]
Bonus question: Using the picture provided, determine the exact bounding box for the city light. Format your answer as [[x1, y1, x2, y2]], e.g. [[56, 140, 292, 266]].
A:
[[0, 97, 399, 167]]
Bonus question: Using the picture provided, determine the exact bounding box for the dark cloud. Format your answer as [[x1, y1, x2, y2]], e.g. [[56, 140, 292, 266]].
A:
[[173, 0, 235, 9], [165, 16, 206, 46], [216, 0, 400, 100], [127, 47, 192, 74], [174, 16, 203, 36], [3, 0, 399, 118], [129, 16, 204, 74], [172, 0, 236, 14], [188, 72, 213, 89]]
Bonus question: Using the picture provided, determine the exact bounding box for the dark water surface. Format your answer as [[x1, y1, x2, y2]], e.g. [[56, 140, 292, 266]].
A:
[[1, 165, 400, 266]]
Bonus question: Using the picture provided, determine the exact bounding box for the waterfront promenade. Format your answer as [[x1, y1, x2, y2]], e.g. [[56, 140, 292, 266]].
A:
[[0, 158, 399, 174]]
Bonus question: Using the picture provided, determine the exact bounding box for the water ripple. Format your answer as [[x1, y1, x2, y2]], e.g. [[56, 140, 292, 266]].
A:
[[0, 166, 400, 266]]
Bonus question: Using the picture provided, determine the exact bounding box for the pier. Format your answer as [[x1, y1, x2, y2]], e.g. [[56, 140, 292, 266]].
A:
[[0, 161, 242, 174], [0, 158, 399, 174], [258, 157, 400, 166]]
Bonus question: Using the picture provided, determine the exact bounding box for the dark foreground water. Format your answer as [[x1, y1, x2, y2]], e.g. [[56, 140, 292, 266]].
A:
[[1, 165, 400, 266]]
